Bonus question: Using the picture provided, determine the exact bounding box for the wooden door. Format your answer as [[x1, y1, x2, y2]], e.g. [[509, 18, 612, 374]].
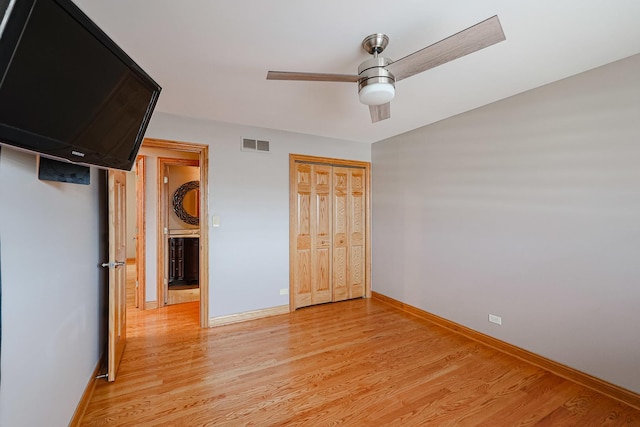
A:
[[134, 155, 146, 309], [332, 167, 366, 301], [292, 163, 333, 308], [107, 170, 127, 381], [290, 155, 370, 310]]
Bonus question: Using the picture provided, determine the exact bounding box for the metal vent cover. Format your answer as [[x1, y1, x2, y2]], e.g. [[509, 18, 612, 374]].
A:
[[242, 138, 256, 150], [241, 138, 270, 153], [256, 140, 270, 152]]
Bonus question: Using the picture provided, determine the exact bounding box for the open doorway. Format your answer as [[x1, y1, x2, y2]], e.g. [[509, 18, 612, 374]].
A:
[[160, 158, 200, 306], [126, 138, 209, 328]]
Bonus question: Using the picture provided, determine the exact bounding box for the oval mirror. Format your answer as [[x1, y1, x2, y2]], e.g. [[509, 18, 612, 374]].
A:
[[172, 180, 200, 225]]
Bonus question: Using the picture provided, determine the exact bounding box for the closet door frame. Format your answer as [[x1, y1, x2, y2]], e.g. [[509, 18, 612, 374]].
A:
[[289, 154, 371, 312]]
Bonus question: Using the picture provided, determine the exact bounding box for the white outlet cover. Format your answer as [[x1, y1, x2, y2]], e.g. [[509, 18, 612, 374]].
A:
[[279, 288, 289, 296], [488, 314, 502, 325]]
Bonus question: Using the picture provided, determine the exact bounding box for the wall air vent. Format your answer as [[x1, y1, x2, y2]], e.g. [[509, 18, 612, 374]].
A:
[[256, 139, 270, 152], [241, 138, 270, 153]]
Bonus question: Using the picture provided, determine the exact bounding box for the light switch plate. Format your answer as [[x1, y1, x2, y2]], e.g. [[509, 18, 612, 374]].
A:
[[488, 314, 502, 325]]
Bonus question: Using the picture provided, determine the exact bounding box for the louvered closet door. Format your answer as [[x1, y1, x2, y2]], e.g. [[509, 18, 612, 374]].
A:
[[293, 163, 332, 308], [292, 161, 367, 309]]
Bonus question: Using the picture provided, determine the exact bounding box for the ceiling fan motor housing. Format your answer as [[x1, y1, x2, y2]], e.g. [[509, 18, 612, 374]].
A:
[[358, 57, 396, 105]]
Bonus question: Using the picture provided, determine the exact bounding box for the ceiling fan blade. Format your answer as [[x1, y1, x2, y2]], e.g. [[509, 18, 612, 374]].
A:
[[369, 103, 390, 123], [387, 15, 505, 82], [267, 71, 360, 82]]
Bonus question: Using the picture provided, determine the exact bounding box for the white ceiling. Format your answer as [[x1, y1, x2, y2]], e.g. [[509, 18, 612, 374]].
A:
[[74, 0, 640, 143]]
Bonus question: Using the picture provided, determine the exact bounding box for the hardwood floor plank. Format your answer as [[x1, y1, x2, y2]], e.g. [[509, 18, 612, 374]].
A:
[[81, 298, 640, 426]]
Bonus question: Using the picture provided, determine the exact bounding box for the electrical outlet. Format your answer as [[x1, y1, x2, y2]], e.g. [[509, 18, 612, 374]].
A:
[[488, 314, 502, 325], [279, 288, 289, 296]]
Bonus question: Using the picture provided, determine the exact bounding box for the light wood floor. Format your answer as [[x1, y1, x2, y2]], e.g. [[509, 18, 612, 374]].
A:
[[81, 298, 640, 426], [126, 262, 199, 308]]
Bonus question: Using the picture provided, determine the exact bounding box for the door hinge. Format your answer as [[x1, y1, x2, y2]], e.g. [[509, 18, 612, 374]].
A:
[[164, 176, 169, 184], [164, 227, 168, 235]]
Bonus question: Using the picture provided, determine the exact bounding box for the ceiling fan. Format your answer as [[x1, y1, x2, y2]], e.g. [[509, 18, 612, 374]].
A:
[[267, 15, 505, 123]]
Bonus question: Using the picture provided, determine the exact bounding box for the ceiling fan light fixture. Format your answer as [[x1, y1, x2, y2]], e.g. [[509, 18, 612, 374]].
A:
[[358, 81, 395, 105], [358, 56, 395, 106]]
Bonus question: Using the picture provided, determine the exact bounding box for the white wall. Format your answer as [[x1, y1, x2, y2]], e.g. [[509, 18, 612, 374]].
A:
[[0, 149, 103, 426], [144, 114, 371, 317], [372, 54, 640, 393]]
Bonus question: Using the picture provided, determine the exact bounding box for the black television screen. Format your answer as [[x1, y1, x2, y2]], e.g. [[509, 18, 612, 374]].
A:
[[0, 0, 161, 170]]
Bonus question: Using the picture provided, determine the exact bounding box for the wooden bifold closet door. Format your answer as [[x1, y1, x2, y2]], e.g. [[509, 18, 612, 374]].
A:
[[290, 155, 370, 310]]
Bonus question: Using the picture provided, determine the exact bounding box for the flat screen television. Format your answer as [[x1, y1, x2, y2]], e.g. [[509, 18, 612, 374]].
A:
[[0, 0, 161, 171]]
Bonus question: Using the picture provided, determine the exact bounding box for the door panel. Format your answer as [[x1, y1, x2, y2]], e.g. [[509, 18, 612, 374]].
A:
[[312, 166, 332, 305], [293, 164, 333, 307], [316, 247, 331, 295], [332, 246, 348, 301], [349, 168, 366, 299], [107, 170, 127, 381], [332, 168, 349, 301], [296, 189, 312, 303], [293, 164, 312, 308]]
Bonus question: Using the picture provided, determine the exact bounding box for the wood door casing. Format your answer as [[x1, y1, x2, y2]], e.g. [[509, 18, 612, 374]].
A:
[[290, 155, 371, 310]]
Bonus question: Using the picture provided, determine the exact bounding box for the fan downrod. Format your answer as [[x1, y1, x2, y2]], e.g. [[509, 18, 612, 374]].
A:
[[362, 33, 389, 56]]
